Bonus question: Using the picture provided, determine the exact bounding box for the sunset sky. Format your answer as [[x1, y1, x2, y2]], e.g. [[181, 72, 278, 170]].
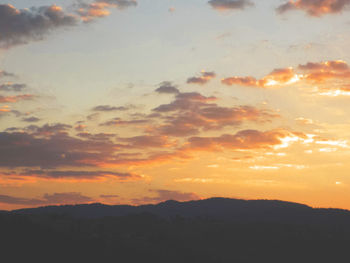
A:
[[1, 0, 350, 210]]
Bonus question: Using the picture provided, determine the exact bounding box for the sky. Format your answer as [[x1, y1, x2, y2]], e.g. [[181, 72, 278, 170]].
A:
[[1, 0, 350, 210]]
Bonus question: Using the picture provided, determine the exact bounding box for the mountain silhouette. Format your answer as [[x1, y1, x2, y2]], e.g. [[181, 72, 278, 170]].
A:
[[1, 198, 350, 262], [12, 197, 350, 224]]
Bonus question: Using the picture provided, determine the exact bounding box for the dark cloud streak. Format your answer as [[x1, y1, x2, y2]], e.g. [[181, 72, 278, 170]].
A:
[[0, 192, 93, 206], [208, 0, 254, 11], [0, 83, 26, 92]]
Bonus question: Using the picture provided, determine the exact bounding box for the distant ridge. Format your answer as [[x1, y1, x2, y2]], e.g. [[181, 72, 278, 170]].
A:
[[2, 197, 350, 262], [10, 197, 350, 224]]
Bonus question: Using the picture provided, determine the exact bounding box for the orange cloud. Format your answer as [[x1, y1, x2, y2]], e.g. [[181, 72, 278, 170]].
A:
[[259, 68, 301, 87], [0, 106, 11, 113], [77, 0, 137, 22], [222, 67, 302, 88], [221, 76, 258, 87], [298, 60, 350, 83], [92, 150, 192, 168], [277, 0, 350, 17], [182, 129, 302, 152], [0, 94, 33, 103], [222, 60, 350, 96], [299, 60, 350, 96], [77, 2, 111, 22], [93, 129, 310, 169]]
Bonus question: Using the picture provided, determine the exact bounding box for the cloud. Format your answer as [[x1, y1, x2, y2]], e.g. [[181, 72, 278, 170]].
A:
[[87, 112, 100, 121], [222, 67, 301, 88], [0, 4, 78, 48], [222, 60, 350, 95], [158, 106, 276, 137], [101, 118, 149, 127], [182, 129, 304, 152], [295, 117, 315, 125], [152, 91, 277, 137], [0, 123, 179, 170], [277, 0, 350, 17], [42, 192, 93, 204], [4, 169, 141, 181], [208, 0, 254, 11], [77, 132, 115, 141], [118, 135, 176, 148], [0, 83, 26, 92], [0, 82, 303, 174], [0, 1, 137, 48], [187, 71, 216, 85], [76, 0, 137, 22], [298, 60, 350, 82], [298, 60, 350, 96], [0, 194, 44, 206], [91, 150, 192, 167], [132, 189, 200, 204], [0, 70, 15, 78], [0, 94, 33, 103], [155, 82, 180, 94], [100, 194, 119, 198], [92, 105, 129, 112], [22, 123, 72, 136], [22, 117, 40, 123], [153, 92, 216, 113], [0, 106, 21, 119], [221, 76, 258, 87], [76, 2, 111, 22], [75, 124, 86, 131], [0, 192, 93, 206], [0, 108, 307, 173], [0, 106, 11, 113], [0, 129, 117, 168]]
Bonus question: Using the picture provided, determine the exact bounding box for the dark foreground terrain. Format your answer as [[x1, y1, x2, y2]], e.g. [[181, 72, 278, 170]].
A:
[[1, 198, 350, 262]]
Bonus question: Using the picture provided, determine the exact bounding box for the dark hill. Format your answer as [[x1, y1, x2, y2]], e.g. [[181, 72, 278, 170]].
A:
[[12, 197, 350, 225], [1, 198, 350, 263]]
